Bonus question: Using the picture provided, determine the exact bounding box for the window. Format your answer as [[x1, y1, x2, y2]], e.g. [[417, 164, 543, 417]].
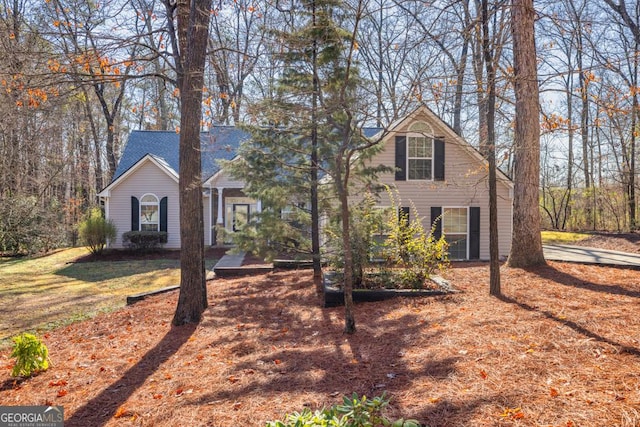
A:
[[407, 121, 434, 180], [370, 206, 396, 246], [140, 194, 159, 231], [408, 136, 433, 180], [443, 208, 468, 260]]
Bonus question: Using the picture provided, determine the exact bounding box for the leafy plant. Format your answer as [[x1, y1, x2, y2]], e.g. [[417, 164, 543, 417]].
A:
[[78, 208, 117, 255], [265, 393, 422, 427], [10, 333, 49, 377], [326, 195, 387, 287], [380, 190, 449, 287]]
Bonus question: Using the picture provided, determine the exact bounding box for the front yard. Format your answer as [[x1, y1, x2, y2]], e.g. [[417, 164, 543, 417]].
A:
[[2, 259, 640, 426], [0, 248, 221, 345]]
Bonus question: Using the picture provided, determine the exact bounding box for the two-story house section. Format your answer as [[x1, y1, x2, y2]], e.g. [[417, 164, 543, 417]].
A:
[[366, 105, 513, 260]]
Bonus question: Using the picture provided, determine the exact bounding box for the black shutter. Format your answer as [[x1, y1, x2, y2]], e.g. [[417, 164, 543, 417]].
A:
[[469, 207, 480, 259], [131, 196, 139, 231], [395, 135, 406, 181], [399, 206, 410, 226], [434, 138, 445, 181], [160, 197, 168, 232], [430, 206, 442, 239]]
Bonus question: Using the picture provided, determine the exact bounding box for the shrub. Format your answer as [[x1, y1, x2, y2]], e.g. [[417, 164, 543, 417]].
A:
[[380, 191, 449, 285], [0, 195, 67, 255], [10, 333, 49, 378], [78, 208, 117, 255], [266, 393, 421, 427], [122, 231, 168, 251], [326, 195, 383, 287]]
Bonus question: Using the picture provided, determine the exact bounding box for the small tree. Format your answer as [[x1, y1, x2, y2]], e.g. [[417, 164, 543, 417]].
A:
[[78, 208, 116, 255]]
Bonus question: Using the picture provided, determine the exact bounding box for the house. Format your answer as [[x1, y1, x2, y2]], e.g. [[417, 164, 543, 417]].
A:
[[363, 105, 513, 260], [98, 105, 513, 259], [97, 127, 250, 248]]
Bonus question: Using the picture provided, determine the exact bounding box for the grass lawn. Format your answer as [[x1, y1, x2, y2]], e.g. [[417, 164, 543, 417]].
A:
[[0, 248, 220, 345], [541, 230, 591, 244]]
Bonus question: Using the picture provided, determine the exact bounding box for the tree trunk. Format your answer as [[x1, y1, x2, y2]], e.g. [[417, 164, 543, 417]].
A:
[[482, 0, 500, 295], [507, 0, 545, 268], [339, 185, 356, 334], [172, 0, 211, 326], [310, 0, 322, 278]]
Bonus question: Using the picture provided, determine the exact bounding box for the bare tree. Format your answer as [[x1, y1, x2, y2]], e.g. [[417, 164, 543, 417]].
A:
[[507, 0, 545, 267]]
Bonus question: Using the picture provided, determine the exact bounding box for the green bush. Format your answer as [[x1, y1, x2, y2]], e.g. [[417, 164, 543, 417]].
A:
[[266, 393, 421, 427], [10, 333, 49, 378], [380, 191, 449, 286], [122, 231, 168, 251], [78, 208, 117, 255]]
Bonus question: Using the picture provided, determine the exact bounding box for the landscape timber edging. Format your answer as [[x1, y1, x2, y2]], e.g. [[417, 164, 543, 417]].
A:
[[322, 271, 458, 308]]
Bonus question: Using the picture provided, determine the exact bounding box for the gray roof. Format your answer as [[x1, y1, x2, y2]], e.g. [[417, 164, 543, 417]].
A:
[[112, 127, 250, 183], [112, 126, 383, 185]]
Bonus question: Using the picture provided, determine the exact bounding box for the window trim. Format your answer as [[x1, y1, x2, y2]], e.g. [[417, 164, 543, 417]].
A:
[[442, 206, 469, 260], [139, 193, 160, 232], [406, 124, 435, 181]]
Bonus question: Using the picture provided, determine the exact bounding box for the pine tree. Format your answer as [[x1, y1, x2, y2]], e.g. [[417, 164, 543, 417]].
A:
[[229, 0, 382, 333]]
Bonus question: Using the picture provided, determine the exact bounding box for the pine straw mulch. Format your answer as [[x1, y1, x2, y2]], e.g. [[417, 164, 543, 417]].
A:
[[2, 262, 640, 426], [569, 231, 640, 254]]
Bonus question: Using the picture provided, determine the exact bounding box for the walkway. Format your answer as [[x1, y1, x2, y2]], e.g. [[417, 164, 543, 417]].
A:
[[212, 251, 273, 277], [543, 244, 640, 267], [213, 251, 245, 268]]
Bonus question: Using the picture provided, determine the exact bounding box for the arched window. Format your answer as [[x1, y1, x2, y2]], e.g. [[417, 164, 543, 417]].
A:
[[140, 194, 159, 231], [408, 121, 433, 134], [407, 121, 434, 180]]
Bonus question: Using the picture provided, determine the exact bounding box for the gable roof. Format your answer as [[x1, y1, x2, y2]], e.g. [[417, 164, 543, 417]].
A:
[[111, 127, 249, 184], [387, 104, 513, 185], [99, 124, 402, 197]]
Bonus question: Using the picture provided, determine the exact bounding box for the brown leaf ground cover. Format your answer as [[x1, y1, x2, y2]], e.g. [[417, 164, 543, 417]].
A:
[[2, 256, 640, 426]]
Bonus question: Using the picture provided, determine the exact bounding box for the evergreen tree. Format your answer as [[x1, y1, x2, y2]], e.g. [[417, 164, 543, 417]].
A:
[[229, 0, 385, 333]]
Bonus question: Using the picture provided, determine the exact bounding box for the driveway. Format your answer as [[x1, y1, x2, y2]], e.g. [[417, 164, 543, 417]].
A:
[[543, 244, 640, 267]]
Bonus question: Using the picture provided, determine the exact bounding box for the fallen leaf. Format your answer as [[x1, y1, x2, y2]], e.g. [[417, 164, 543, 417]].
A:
[[550, 388, 559, 397], [153, 394, 163, 399], [228, 375, 239, 383], [480, 370, 488, 379], [114, 406, 127, 418], [56, 389, 68, 398], [49, 380, 68, 387], [233, 401, 242, 410], [274, 359, 282, 365]]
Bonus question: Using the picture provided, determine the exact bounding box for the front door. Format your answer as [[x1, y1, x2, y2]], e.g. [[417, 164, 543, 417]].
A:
[[232, 204, 250, 231]]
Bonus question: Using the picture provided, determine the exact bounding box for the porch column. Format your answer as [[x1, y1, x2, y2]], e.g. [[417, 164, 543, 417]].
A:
[[256, 199, 262, 213], [216, 187, 224, 224]]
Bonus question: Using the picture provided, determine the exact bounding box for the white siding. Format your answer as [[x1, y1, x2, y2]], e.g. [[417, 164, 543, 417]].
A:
[[362, 112, 513, 259], [208, 169, 244, 189], [106, 160, 181, 248]]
